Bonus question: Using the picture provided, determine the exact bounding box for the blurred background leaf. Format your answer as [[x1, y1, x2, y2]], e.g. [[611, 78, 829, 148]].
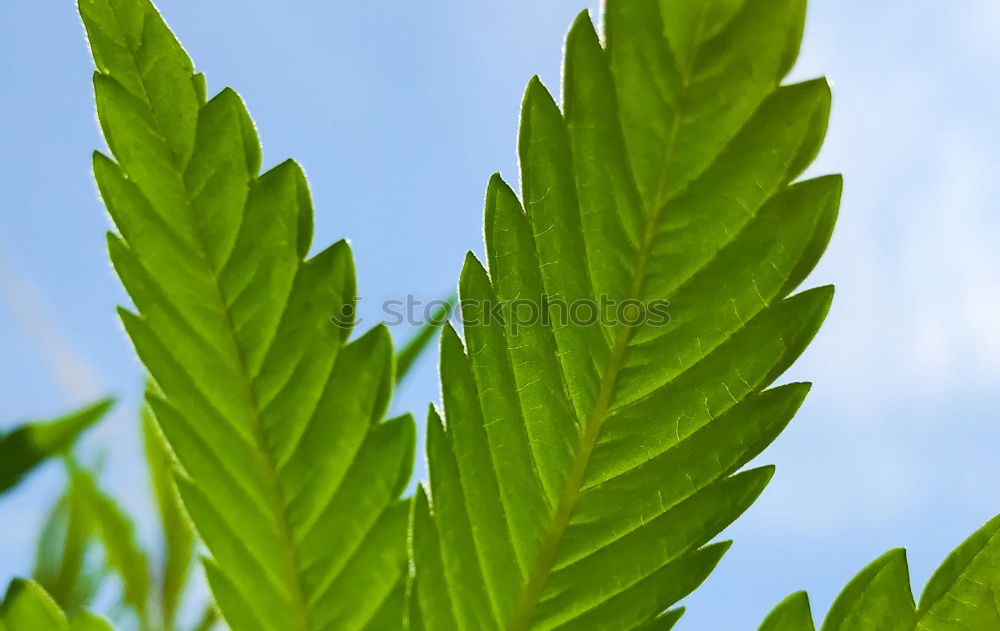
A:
[[0, 578, 115, 631], [33, 474, 106, 615], [394, 293, 455, 386], [25, 398, 215, 631], [70, 466, 150, 628], [0, 399, 113, 496], [142, 404, 193, 631]]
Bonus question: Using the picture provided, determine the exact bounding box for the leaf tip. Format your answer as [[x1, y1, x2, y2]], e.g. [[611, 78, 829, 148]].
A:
[[710, 539, 734, 557], [756, 464, 777, 484], [795, 284, 835, 315], [568, 8, 597, 36], [459, 252, 488, 288], [882, 547, 909, 565], [523, 74, 557, 114], [87, 397, 117, 418]]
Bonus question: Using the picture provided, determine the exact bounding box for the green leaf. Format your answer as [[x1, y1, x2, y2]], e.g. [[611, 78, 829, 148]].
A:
[[917, 514, 1000, 629], [69, 612, 115, 631], [761, 515, 1000, 630], [78, 1, 414, 629], [0, 399, 113, 494], [1, 580, 114, 631], [396, 294, 455, 385], [71, 467, 150, 624], [410, 0, 836, 629], [1, 579, 68, 631], [143, 404, 193, 631], [633, 608, 684, 631], [821, 549, 916, 631], [34, 493, 72, 591], [33, 475, 105, 613], [759, 592, 815, 631], [191, 606, 220, 631]]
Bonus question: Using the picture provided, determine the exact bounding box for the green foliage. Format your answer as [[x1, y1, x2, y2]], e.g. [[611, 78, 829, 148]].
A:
[[0, 579, 114, 631], [759, 593, 815, 631], [30, 404, 218, 631], [33, 472, 105, 614], [72, 467, 151, 625], [33, 463, 150, 626], [142, 406, 193, 631], [408, 0, 836, 628], [10, 0, 986, 629], [0, 399, 113, 495], [78, 1, 414, 630], [395, 296, 455, 386], [760, 514, 1000, 630]]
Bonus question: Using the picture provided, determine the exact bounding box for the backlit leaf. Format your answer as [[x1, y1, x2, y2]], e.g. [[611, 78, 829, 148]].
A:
[[79, 0, 415, 629], [410, 0, 837, 629]]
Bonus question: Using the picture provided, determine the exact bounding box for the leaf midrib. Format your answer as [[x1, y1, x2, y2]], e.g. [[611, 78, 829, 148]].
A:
[[107, 6, 314, 629], [504, 9, 710, 629]]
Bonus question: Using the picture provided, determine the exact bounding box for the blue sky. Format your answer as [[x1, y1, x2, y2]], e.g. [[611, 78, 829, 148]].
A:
[[1, 0, 998, 628]]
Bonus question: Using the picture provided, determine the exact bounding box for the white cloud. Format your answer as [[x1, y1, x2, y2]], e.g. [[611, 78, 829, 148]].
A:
[[745, 0, 1000, 533]]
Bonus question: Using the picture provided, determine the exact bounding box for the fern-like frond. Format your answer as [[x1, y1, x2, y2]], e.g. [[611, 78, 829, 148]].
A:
[[78, 1, 414, 629], [760, 514, 1000, 630], [409, 0, 837, 629], [1, 579, 114, 631]]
